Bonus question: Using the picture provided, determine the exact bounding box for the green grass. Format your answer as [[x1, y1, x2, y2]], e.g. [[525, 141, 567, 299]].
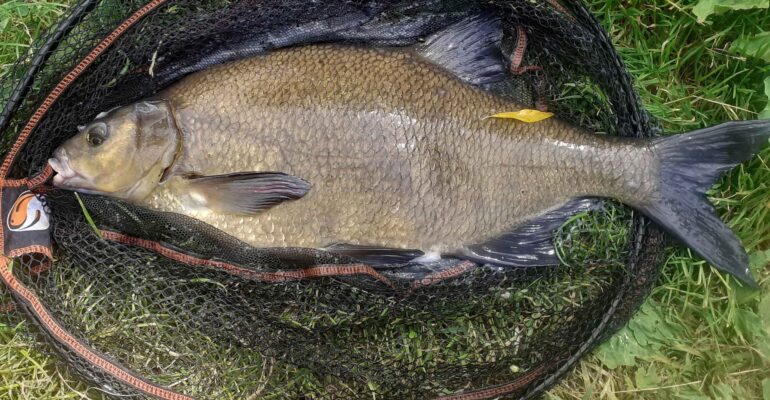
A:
[[0, 323, 92, 399], [0, 1, 70, 77], [1, 0, 769, 399], [549, 1, 770, 399]]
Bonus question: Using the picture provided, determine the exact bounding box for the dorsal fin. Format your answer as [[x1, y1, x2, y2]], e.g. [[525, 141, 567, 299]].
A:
[[416, 14, 507, 86]]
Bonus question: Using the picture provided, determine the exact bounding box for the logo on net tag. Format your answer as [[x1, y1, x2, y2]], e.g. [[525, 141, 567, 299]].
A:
[[7, 191, 50, 232]]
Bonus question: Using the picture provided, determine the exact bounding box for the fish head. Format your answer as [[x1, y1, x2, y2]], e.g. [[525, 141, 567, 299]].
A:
[[48, 100, 179, 201]]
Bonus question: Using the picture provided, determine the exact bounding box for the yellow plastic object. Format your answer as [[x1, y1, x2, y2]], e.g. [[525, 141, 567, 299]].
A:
[[487, 109, 554, 123]]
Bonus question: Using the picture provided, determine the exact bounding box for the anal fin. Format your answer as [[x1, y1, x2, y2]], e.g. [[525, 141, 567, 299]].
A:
[[459, 198, 602, 267]]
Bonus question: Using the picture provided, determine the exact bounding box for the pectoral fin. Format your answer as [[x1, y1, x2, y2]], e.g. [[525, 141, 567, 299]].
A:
[[184, 172, 310, 214], [459, 198, 602, 267]]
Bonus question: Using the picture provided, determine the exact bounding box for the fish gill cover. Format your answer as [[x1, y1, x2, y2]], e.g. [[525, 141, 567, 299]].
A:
[[0, 0, 667, 398]]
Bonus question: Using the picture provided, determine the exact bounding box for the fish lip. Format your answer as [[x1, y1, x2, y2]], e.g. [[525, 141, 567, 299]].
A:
[[48, 156, 91, 191]]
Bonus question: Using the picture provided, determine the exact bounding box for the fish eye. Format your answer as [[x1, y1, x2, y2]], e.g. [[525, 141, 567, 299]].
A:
[[86, 124, 108, 147]]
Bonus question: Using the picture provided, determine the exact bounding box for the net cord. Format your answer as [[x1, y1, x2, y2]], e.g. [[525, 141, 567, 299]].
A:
[[0, 0, 197, 399], [433, 223, 647, 400], [0, 0, 662, 398], [101, 229, 399, 288], [518, 221, 648, 399], [511, 2, 660, 396], [0, 0, 169, 250], [0, 0, 99, 135], [0, 256, 193, 400]]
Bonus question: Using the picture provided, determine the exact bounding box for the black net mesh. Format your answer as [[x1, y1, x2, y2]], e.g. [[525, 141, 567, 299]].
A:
[[0, 0, 666, 398]]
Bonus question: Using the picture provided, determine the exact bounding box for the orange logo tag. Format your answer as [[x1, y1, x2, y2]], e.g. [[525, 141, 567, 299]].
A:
[[7, 191, 49, 232]]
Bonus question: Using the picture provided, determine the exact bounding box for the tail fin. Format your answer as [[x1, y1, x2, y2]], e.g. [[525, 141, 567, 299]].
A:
[[639, 120, 770, 288]]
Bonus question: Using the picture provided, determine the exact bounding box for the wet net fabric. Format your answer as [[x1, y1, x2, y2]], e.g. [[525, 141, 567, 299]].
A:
[[0, 0, 665, 398]]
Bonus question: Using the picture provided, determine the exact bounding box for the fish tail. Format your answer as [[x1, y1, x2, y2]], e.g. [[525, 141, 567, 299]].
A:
[[640, 119, 770, 288]]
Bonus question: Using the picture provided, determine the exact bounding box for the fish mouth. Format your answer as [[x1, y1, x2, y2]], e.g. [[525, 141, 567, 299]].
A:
[[48, 154, 101, 194]]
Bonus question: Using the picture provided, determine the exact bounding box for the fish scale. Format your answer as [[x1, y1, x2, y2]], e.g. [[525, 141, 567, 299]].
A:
[[144, 44, 650, 251], [49, 16, 769, 285]]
